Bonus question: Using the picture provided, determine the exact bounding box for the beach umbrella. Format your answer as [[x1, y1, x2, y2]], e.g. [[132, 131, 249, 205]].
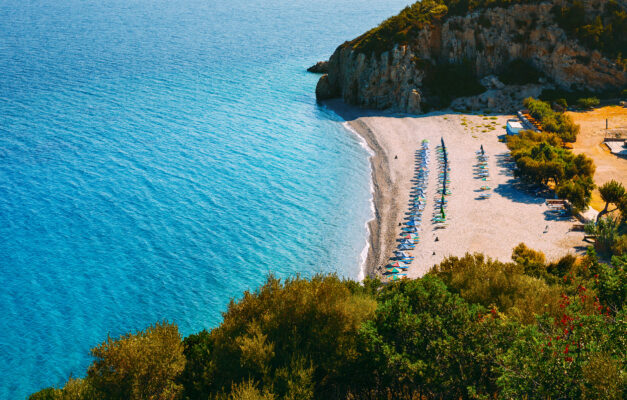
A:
[[395, 251, 411, 258], [389, 261, 409, 269], [398, 244, 414, 250], [384, 268, 400, 275]]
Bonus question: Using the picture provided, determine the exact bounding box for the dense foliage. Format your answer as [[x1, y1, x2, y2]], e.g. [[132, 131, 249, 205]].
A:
[[346, 1, 546, 55], [552, 0, 627, 69], [31, 245, 626, 400], [506, 128, 595, 210], [523, 97, 580, 142], [347, 0, 626, 66], [585, 180, 627, 258]]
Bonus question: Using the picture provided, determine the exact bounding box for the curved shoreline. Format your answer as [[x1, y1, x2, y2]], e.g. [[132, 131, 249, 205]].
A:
[[344, 119, 401, 278], [332, 101, 587, 280], [342, 122, 376, 281]]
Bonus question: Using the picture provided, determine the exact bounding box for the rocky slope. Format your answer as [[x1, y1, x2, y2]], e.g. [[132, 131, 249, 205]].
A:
[[316, 0, 627, 113]]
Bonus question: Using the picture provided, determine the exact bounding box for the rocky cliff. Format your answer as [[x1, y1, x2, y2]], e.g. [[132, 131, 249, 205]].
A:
[[316, 0, 627, 113]]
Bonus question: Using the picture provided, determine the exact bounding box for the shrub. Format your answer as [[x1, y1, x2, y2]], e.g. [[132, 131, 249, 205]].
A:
[[28, 388, 61, 400], [553, 0, 627, 62], [577, 97, 601, 109], [512, 243, 546, 277], [611, 234, 627, 256], [431, 252, 563, 323], [347, 1, 449, 55], [28, 243, 627, 400], [181, 275, 377, 399], [86, 322, 186, 400], [590, 215, 622, 254], [523, 97, 579, 142]]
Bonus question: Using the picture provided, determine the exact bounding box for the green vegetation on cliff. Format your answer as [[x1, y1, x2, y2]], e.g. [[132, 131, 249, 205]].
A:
[[553, 0, 627, 69], [31, 245, 626, 400], [347, 0, 626, 67], [346, 1, 547, 56]]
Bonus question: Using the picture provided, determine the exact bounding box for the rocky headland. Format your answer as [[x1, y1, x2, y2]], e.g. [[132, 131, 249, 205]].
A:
[[316, 0, 627, 113]]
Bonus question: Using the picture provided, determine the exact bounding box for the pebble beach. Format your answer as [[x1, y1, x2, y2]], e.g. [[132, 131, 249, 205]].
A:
[[331, 100, 587, 278]]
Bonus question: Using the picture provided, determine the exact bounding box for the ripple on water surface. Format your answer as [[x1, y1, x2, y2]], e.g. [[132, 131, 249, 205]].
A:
[[0, 0, 411, 397]]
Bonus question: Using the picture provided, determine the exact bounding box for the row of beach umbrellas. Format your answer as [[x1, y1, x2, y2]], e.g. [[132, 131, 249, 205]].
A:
[[432, 138, 450, 228], [475, 145, 491, 199], [384, 139, 430, 281]]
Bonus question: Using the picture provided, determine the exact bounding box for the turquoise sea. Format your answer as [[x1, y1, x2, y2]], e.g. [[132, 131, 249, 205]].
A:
[[0, 0, 409, 397]]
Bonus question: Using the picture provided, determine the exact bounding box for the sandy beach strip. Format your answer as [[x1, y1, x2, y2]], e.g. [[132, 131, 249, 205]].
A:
[[329, 100, 586, 279]]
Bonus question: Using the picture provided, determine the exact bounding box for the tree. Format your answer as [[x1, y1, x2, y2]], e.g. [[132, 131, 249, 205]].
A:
[[357, 275, 517, 398], [181, 275, 377, 399], [498, 298, 625, 399], [87, 321, 185, 400], [507, 130, 595, 210], [512, 243, 546, 277], [598, 180, 626, 221]]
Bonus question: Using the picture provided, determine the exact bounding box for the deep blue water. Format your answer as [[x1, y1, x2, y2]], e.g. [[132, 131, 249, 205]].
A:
[[0, 0, 409, 397]]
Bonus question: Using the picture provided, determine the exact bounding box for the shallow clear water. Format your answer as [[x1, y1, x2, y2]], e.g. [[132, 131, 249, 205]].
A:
[[0, 0, 408, 397]]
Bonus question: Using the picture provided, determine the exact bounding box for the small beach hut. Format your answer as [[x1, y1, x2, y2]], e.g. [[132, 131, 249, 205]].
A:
[[506, 120, 523, 135]]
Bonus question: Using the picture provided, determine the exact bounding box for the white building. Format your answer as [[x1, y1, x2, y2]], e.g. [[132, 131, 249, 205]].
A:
[[506, 120, 524, 135]]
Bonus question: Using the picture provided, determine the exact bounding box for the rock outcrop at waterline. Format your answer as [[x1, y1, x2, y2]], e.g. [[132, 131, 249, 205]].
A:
[[307, 61, 329, 73], [316, 1, 627, 113]]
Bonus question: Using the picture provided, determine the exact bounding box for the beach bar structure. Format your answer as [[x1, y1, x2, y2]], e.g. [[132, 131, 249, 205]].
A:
[[517, 111, 542, 133], [506, 119, 524, 135]]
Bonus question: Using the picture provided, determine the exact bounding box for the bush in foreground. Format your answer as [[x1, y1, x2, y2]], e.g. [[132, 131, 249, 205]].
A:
[[30, 247, 626, 400]]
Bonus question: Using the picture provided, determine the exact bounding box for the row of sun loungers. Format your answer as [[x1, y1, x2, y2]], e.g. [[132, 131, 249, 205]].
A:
[[384, 140, 430, 281], [432, 138, 449, 228], [475, 145, 491, 200]]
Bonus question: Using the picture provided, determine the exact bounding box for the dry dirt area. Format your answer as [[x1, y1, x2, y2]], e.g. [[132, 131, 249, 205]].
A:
[[568, 106, 627, 211]]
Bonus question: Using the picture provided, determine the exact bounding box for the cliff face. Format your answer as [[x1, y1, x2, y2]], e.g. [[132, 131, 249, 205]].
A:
[[316, 2, 627, 113]]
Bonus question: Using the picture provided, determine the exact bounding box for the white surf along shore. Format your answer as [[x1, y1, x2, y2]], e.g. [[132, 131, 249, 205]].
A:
[[331, 100, 586, 279], [342, 121, 376, 281]]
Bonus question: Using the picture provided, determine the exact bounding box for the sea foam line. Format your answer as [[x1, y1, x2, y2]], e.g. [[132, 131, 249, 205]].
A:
[[342, 122, 375, 282]]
